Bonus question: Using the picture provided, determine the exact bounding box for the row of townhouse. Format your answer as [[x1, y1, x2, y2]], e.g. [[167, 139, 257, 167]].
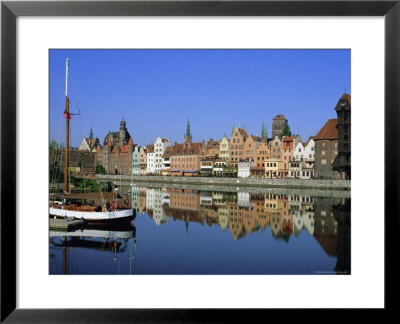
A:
[[84, 94, 350, 180]]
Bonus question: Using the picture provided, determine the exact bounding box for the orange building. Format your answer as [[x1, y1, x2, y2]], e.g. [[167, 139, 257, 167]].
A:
[[229, 127, 248, 166], [243, 135, 261, 161], [170, 141, 206, 176], [206, 139, 220, 158]]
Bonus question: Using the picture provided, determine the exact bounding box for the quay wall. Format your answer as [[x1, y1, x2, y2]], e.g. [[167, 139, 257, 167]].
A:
[[95, 174, 351, 191]]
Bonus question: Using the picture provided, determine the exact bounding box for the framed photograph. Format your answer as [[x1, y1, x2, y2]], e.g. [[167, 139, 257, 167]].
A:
[[1, 0, 398, 321]]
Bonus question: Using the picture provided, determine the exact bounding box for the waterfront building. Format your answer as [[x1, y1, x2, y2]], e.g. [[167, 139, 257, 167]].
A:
[[250, 166, 265, 178], [161, 146, 173, 175], [96, 119, 134, 174], [281, 136, 295, 177], [132, 145, 140, 175], [138, 146, 147, 175], [229, 127, 248, 166], [272, 114, 288, 139], [78, 127, 99, 152], [169, 119, 206, 176], [244, 135, 261, 161], [269, 136, 282, 161], [219, 135, 229, 161], [254, 140, 270, 169], [103, 118, 132, 146], [314, 119, 340, 179], [265, 159, 283, 178], [332, 93, 351, 179], [154, 137, 171, 174], [170, 141, 206, 176], [213, 159, 227, 177], [107, 136, 134, 175], [200, 158, 215, 176], [206, 139, 220, 158], [49, 149, 96, 179], [238, 159, 252, 178], [289, 137, 315, 179], [294, 137, 315, 161], [146, 144, 155, 175]]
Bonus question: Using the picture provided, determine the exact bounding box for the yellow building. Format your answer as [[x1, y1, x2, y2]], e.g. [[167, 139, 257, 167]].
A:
[[265, 159, 282, 178], [219, 135, 229, 161]]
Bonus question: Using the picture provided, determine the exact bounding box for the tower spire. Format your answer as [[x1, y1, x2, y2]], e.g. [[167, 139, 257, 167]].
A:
[[184, 116, 192, 143]]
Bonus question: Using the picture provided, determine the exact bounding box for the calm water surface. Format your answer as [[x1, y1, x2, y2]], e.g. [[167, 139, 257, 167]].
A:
[[49, 185, 350, 275]]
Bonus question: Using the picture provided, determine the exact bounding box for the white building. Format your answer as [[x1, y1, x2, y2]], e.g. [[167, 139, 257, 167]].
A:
[[294, 137, 315, 161], [238, 160, 252, 178], [162, 146, 173, 175], [154, 137, 171, 174], [146, 144, 155, 175], [289, 137, 315, 179]]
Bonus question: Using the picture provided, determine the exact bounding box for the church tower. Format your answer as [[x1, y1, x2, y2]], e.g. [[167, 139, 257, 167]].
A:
[[89, 126, 93, 140], [261, 120, 268, 139], [119, 118, 127, 146], [184, 116, 192, 143]]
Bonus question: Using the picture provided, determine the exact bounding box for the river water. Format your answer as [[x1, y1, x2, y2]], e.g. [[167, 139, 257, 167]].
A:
[[49, 185, 350, 275]]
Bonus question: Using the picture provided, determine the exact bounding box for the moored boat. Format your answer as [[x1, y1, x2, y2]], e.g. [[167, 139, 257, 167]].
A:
[[49, 58, 134, 224]]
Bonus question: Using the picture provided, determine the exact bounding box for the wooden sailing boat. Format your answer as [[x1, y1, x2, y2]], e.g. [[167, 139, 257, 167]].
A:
[[49, 58, 134, 224]]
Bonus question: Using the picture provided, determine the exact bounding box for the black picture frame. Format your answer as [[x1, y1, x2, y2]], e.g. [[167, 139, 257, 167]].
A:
[[1, 0, 398, 322]]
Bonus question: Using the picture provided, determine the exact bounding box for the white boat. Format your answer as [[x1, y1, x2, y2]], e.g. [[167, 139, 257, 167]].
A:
[[49, 206, 134, 223], [49, 58, 134, 224]]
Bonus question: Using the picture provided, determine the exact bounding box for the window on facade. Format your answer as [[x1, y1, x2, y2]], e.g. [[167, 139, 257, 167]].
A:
[[321, 159, 326, 165]]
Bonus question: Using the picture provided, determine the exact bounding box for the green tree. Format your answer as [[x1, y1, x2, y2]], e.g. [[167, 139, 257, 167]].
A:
[[281, 125, 292, 137], [49, 139, 64, 150], [96, 162, 106, 174]]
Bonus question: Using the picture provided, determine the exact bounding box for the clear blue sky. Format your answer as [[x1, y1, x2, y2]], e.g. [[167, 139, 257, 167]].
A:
[[49, 49, 350, 147]]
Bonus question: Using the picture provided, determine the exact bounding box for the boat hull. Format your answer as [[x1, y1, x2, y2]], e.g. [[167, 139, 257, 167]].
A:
[[49, 207, 134, 224]]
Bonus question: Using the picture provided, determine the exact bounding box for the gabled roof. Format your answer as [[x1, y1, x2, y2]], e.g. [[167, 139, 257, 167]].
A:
[[147, 144, 154, 153], [302, 136, 314, 147], [171, 142, 204, 156], [282, 136, 295, 142], [314, 119, 338, 140], [162, 146, 173, 158]]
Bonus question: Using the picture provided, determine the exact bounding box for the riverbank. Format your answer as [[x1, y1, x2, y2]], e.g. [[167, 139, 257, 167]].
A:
[[95, 174, 351, 191]]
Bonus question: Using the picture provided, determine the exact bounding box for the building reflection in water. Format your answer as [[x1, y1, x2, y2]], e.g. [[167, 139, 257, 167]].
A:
[[137, 186, 351, 274]]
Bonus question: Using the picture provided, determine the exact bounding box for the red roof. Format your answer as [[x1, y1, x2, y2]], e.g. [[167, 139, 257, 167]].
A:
[[314, 119, 338, 140], [171, 142, 204, 156], [340, 93, 351, 103]]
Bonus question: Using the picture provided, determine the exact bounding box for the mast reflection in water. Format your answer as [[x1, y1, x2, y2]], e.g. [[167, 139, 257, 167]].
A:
[[49, 186, 350, 275]]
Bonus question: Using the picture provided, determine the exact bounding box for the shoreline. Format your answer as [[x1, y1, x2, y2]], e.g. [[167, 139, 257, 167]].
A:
[[95, 174, 351, 191]]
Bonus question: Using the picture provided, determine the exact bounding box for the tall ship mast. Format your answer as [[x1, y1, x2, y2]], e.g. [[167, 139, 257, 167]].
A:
[[49, 58, 135, 224], [64, 58, 71, 194]]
